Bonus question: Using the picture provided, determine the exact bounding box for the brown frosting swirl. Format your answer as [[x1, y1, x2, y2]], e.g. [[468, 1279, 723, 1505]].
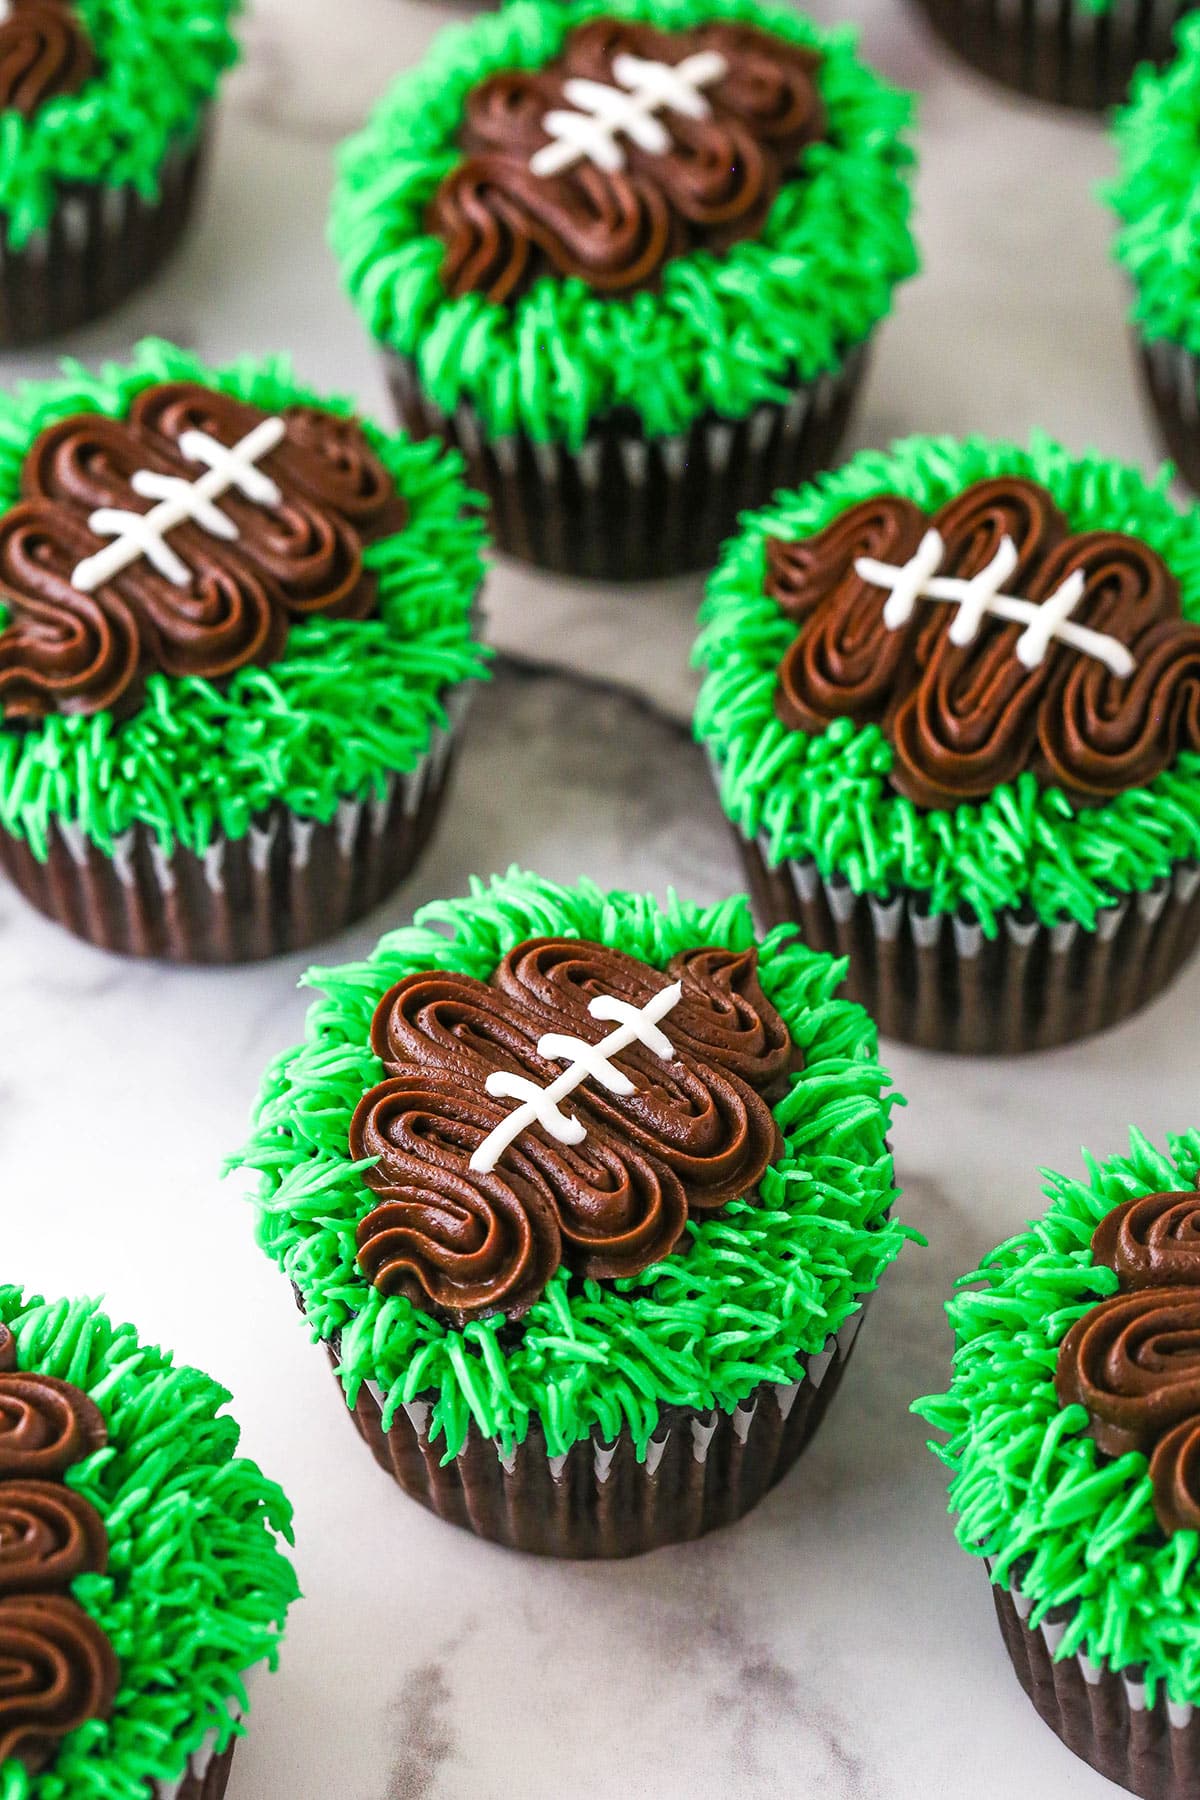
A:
[[1091, 1192, 1200, 1290], [0, 1482, 108, 1594], [0, 3, 93, 119], [429, 19, 824, 302], [353, 937, 793, 1321], [771, 476, 1200, 809], [0, 1594, 118, 1770], [0, 1340, 115, 1770], [0, 382, 407, 724]]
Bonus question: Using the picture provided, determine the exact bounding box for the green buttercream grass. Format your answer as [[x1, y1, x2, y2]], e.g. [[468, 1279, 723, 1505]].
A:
[[0, 0, 239, 249], [0, 339, 488, 863], [329, 0, 917, 446], [914, 1128, 1200, 1708], [694, 431, 1200, 934], [0, 1288, 297, 1800], [1110, 18, 1200, 357], [234, 869, 912, 1464]]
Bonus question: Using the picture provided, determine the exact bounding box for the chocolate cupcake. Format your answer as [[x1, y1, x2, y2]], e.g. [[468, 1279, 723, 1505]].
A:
[[916, 1129, 1200, 1800], [234, 869, 912, 1558], [1111, 23, 1200, 495], [0, 339, 487, 963], [694, 432, 1200, 1054], [330, 0, 917, 581], [909, 0, 1188, 109], [0, 1286, 296, 1800], [0, 0, 238, 344]]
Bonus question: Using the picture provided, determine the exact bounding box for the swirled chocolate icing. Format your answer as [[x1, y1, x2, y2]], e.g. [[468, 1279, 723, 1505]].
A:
[[351, 937, 797, 1322], [1056, 1190, 1200, 1536], [0, 2, 93, 118], [770, 477, 1200, 808], [429, 20, 825, 302], [0, 381, 407, 724], [0, 1325, 117, 1770]]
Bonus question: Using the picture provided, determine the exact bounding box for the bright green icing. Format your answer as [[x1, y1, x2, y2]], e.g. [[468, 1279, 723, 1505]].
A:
[[915, 1128, 1200, 1707], [0, 0, 239, 250], [0, 339, 488, 863], [234, 869, 912, 1463], [693, 431, 1200, 935], [0, 1287, 297, 1800], [329, 0, 917, 448], [1110, 18, 1200, 358]]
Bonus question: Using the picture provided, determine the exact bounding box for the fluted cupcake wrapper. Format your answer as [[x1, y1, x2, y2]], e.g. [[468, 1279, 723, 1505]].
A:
[[991, 1576, 1200, 1800], [0, 124, 209, 348], [323, 1299, 870, 1559], [0, 694, 468, 963], [1139, 336, 1200, 499], [382, 346, 870, 582], [909, 0, 1189, 107], [732, 820, 1200, 1055], [152, 1734, 237, 1800]]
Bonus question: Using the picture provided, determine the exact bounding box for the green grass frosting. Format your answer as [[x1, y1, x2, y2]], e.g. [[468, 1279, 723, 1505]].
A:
[[0, 1287, 297, 1800], [0, 339, 488, 863], [914, 1128, 1200, 1708], [329, 0, 917, 447], [693, 431, 1200, 935], [234, 868, 912, 1463], [0, 0, 239, 250], [1110, 18, 1200, 358]]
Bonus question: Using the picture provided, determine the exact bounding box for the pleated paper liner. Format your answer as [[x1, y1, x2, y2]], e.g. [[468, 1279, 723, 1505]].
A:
[[0, 708, 463, 963], [991, 1577, 1200, 1800], [382, 345, 870, 582], [319, 1298, 870, 1559], [909, 0, 1189, 108], [735, 829, 1200, 1055], [0, 122, 209, 348], [1139, 336, 1200, 499], [156, 1734, 238, 1800]]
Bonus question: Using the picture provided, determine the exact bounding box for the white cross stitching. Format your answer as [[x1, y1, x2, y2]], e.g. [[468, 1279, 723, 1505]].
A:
[[70, 416, 287, 595], [855, 530, 1136, 679], [469, 981, 684, 1174], [529, 50, 729, 179]]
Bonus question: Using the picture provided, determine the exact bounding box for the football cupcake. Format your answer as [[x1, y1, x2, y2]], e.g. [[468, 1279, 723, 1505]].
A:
[[0, 338, 487, 963], [694, 432, 1200, 1055], [916, 1128, 1200, 1800], [234, 868, 912, 1559], [0, 0, 238, 344], [910, 0, 1185, 109], [1111, 22, 1200, 498], [330, 0, 917, 581], [0, 1285, 296, 1800]]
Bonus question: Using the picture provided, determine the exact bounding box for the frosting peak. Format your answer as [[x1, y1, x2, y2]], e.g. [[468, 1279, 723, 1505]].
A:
[[351, 937, 796, 1322]]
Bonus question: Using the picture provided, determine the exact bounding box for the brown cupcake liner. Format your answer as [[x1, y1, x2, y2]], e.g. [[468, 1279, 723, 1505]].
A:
[[733, 823, 1200, 1054], [383, 344, 870, 581], [0, 123, 209, 348], [909, 0, 1190, 108], [154, 1736, 238, 1800], [321, 1298, 871, 1558], [1139, 336, 1200, 498], [991, 1576, 1200, 1799], [0, 700, 466, 963]]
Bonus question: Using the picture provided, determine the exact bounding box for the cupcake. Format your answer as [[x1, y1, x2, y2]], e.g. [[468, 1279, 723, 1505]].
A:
[[0, 338, 487, 963], [0, 0, 237, 345], [329, 0, 917, 582], [694, 432, 1200, 1055], [1111, 23, 1200, 497], [234, 868, 912, 1559], [909, 0, 1183, 109], [916, 1128, 1200, 1800], [0, 1285, 296, 1800]]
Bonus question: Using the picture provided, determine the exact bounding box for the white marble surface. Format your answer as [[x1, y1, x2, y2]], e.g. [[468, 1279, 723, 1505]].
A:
[[1, 3, 1199, 1798]]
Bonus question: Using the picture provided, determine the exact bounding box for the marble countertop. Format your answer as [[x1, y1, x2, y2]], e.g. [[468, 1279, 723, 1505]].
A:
[[1, 2, 1198, 1797]]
